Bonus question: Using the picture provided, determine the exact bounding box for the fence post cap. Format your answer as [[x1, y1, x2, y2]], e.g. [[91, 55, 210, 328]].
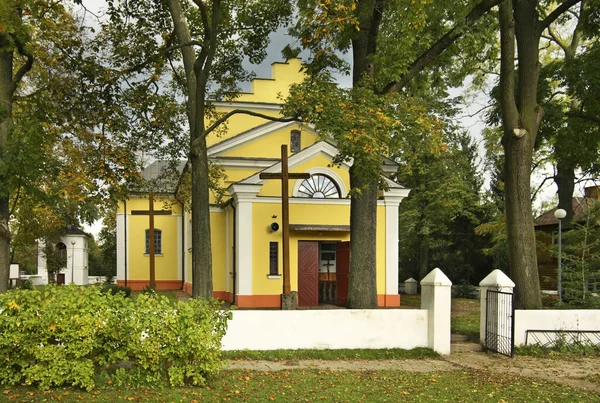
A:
[[405, 278, 417, 283], [479, 269, 515, 288], [420, 268, 452, 286]]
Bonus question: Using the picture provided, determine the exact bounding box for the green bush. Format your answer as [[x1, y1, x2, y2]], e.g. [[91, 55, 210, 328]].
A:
[[100, 284, 132, 298], [0, 285, 231, 390]]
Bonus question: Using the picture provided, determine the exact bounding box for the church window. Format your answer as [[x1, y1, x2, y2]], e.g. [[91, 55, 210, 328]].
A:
[[298, 174, 340, 198], [145, 229, 162, 254], [290, 130, 301, 153], [269, 242, 279, 275]]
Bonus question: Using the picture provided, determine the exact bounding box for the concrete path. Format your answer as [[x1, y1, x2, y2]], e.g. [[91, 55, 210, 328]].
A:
[[225, 345, 600, 394]]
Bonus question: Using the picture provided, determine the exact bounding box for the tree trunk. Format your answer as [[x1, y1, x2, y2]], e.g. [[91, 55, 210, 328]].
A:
[[0, 37, 13, 293], [346, 163, 379, 309], [499, 0, 544, 309], [555, 161, 575, 227], [190, 136, 213, 298]]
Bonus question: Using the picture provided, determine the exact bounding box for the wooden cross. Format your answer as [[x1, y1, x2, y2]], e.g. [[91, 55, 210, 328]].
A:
[[260, 144, 310, 294], [131, 193, 172, 290]]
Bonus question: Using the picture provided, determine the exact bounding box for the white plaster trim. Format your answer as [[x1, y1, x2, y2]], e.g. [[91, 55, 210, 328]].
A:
[[184, 211, 190, 284], [229, 184, 262, 202], [383, 187, 411, 206], [225, 207, 230, 293], [385, 203, 399, 295], [177, 215, 182, 281], [255, 197, 352, 206], [236, 201, 253, 295], [267, 275, 282, 279], [213, 101, 282, 112], [210, 206, 225, 213], [291, 167, 348, 198], [116, 213, 126, 281], [212, 158, 278, 169]]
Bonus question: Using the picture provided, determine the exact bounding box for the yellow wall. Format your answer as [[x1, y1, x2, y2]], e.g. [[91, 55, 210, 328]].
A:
[[186, 209, 229, 292], [251, 202, 352, 295], [205, 59, 305, 147], [237, 60, 304, 104], [206, 109, 281, 146]]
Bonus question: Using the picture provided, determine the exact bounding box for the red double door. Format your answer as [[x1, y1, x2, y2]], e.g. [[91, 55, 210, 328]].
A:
[[297, 241, 349, 307]]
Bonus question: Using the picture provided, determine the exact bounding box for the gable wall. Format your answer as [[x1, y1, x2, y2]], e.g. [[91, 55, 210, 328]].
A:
[[218, 126, 319, 159]]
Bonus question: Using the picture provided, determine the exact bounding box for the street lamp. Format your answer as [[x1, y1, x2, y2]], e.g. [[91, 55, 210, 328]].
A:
[[554, 208, 567, 302], [71, 241, 76, 284]]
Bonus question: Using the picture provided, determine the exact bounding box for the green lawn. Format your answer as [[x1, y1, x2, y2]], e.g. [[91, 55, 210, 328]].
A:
[[4, 369, 598, 402], [222, 348, 438, 361]]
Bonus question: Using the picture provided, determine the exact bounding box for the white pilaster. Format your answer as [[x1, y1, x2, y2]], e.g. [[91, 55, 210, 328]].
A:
[[230, 184, 261, 297], [183, 211, 190, 284], [225, 206, 231, 294], [421, 268, 452, 355], [177, 213, 182, 280], [383, 188, 410, 295], [116, 212, 126, 282]]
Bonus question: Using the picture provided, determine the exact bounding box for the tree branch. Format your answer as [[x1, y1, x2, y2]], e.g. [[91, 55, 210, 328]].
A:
[[10, 34, 34, 96], [203, 109, 299, 138], [381, 0, 502, 94], [539, 0, 582, 33], [545, 25, 568, 52], [565, 111, 600, 125]]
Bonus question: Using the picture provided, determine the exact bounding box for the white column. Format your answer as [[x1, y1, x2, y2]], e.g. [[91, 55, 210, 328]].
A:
[[383, 188, 410, 296], [183, 210, 190, 284], [225, 206, 231, 294], [116, 211, 126, 283], [177, 213, 182, 281], [479, 270, 515, 348], [421, 268, 452, 354], [231, 184, 261, 297]]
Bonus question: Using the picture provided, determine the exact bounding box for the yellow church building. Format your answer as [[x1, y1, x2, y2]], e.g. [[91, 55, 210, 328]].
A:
[[116, 59, 410, 308]]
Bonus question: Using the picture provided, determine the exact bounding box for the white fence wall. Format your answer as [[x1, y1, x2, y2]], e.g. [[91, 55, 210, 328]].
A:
[[222, 309, 429, 351], [222, 268, 452, 354], [514, 310, 600, 346]]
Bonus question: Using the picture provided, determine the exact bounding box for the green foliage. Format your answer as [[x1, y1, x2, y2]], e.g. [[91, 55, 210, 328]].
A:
[[452, 281, 478, 299], [100, 284, 132, 298], [559, 201, 600, 307], [396, 127, 491, 282], [0, 285, 231, 390]]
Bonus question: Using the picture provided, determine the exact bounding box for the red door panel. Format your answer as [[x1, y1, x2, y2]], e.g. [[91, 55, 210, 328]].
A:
[[336, 241, 350, 306], [298, 241, 319, 307]]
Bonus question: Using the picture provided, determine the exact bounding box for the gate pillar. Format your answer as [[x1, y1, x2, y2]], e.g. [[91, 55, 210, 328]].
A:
[[421, 268, 452, 355], [479, 270, 515, 348]]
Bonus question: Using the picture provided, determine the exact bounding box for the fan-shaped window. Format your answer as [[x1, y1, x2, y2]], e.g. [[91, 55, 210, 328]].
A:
[[298, 174, 340, 199]]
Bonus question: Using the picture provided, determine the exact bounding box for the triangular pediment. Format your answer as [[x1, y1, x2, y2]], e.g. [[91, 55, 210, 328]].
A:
[[207, 121, 319, 158]]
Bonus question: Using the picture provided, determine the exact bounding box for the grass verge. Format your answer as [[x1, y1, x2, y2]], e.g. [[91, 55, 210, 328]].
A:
[[221, 348, 438, 361], [451, 312, 480, 339], [3, 369, 598, 402]]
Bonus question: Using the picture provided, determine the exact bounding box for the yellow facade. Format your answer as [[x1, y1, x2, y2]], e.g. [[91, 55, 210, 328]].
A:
[[116, 59, 407, 307]]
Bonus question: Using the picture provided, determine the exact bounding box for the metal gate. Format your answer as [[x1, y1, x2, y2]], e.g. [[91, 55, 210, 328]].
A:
[[484, 289, 515, 357]]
